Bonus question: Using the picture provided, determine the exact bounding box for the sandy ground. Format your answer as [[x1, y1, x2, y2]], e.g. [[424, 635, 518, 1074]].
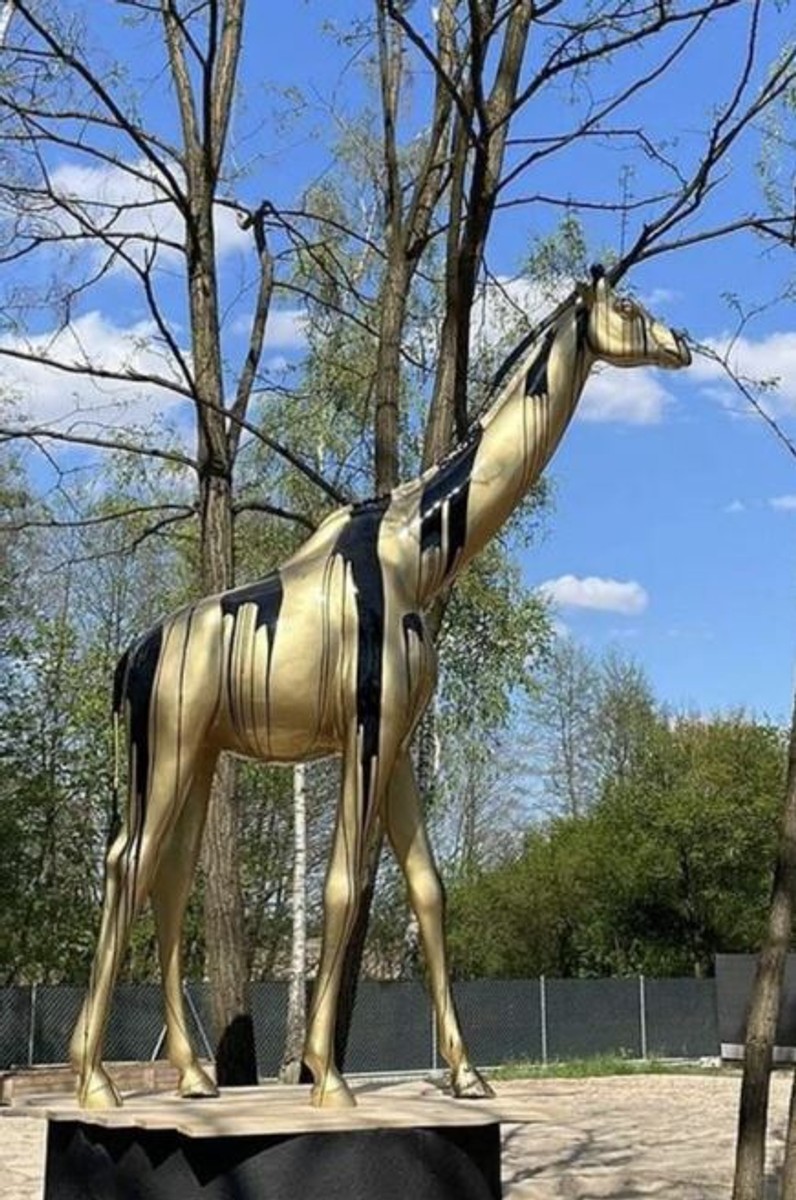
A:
[[0, 1072, 791, 1199]]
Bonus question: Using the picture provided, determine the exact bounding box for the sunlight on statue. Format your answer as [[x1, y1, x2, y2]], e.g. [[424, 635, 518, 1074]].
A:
[[70, 268, 691, 1110]]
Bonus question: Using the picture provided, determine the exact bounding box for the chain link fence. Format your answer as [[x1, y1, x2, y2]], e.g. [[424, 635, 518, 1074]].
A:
[[0, 976, 720, 1075]]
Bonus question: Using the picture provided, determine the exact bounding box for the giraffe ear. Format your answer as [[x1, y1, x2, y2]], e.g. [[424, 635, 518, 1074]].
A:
[[590, 264, 611, 298], [575, 280, 593, 305]]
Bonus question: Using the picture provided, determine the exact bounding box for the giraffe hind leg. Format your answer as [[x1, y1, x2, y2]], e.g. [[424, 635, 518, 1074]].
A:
[[383, 755, 494, 1100], [70, 815, 136, 1108], [150, 748, 219, 1100], [71, 744, 204, 1107]]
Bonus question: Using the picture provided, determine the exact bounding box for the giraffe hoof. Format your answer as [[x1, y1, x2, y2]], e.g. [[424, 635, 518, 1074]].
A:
[[179, 1063, 219, 1100], [310, 1074, 357, 1109], [451, 1062, 495, 1100], [78, 1066, 123, 1110]]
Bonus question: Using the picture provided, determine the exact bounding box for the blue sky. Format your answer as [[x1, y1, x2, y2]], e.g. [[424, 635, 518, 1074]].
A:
[[4, 2, 796, 723]]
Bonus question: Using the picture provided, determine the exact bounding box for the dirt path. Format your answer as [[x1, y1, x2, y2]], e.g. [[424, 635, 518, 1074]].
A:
[[1, 1072, 790, 1199]]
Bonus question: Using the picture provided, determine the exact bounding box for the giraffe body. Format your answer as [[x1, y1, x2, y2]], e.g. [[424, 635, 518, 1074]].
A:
[[70, 269, 691, 1109]]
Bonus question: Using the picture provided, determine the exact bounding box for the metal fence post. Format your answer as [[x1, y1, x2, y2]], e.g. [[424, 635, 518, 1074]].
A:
[[27, 983, 37, 1067], [151, 1024, 167, 1062], [639, 974, 648, 1060], [539, 975, 548, 1065], [430, 998, 438, 1071]]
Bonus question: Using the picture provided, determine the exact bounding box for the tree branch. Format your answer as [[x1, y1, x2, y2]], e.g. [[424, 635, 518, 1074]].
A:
[[0, 424, 197, 469], [9, 0, 187, 207], [228, 202, 275, 459]]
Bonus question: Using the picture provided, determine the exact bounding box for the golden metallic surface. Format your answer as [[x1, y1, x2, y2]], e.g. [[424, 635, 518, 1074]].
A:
[[70, 272, 690, 1110]]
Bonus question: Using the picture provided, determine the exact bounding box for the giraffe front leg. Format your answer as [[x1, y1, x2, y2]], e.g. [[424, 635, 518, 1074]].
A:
[[384, 755, 494, 1101], [302, 736, 377, 1109]]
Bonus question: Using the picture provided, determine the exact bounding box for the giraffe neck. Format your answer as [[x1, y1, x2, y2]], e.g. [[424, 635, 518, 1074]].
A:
[[412, 302, 594, 609]]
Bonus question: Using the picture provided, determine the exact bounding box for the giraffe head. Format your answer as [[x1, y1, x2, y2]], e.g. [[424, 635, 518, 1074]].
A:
[[577, 264, 691, 370]]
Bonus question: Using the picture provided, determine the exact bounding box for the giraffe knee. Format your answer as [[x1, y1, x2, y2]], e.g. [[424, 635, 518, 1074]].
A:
[[408, 867, 444, 919], [323, 866, 359, 920]]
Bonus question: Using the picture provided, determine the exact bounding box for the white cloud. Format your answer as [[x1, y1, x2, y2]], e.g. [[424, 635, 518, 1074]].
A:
[[0, 310, 187, 427], [470, 274, 566, 352], [690, 331, 796, 416], [639, 287, 680, 309], [538, 574, 649, 616], [770, 494, 796, 511], [263, 308, 308, 350], [725, 499, 746, 514], [229, 307, 310, 353], [580, 365, 672, 424], [48, 158, 250, 266]]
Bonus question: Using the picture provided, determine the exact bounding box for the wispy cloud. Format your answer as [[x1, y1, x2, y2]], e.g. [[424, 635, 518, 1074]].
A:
[[538, 574, 649, 616], [0, 310, 187, 427], [725, 499, 746, 514], [770, 494, 796, 511], [263, 308, 308, 350], [690, 331, 796, 416], [639, 287, 680, 309], [580, 365, 672, 424], [49, 157, 250, 267]]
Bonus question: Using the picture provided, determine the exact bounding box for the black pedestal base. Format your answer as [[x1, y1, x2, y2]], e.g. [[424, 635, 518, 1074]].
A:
[[45, 1116, 501, 1200]]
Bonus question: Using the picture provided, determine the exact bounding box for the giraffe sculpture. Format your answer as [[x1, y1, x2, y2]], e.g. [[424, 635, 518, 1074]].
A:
[[70, 266, 691, 1110]]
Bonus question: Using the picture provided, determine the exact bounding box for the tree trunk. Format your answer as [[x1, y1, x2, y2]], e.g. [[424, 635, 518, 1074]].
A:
[[332, 0, 533, 1073], [733, 688, 796, 1200], [280, 763, 308, 1083], [203, 752, 257, 1085], [198, 469, 256, 1085], [374, 252, 409, 494]]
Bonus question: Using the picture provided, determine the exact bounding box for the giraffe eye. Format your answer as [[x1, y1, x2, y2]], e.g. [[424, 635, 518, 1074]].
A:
[[614, 298, 637, 318]]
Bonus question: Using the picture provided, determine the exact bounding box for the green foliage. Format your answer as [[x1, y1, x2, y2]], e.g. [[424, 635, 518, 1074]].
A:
[[524, 214, 590, 302], [439, 539, 551, 732], [447, 696, 786, 980], [0, 456, 201, 984], [491, 1055, 722, 1080], [0, 608, 113, 982]]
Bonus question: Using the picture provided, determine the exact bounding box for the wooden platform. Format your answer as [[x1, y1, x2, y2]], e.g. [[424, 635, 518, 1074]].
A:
[[1, 1062, 185, 1106], [22, 1083, 502, 1199]]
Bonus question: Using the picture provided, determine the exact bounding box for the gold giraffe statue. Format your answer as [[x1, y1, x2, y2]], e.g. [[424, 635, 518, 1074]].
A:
[[70, 267, 691, 1110]]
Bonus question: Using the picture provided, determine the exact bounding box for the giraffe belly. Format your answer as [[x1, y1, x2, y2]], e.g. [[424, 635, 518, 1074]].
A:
[[215, 586, 343, 764]]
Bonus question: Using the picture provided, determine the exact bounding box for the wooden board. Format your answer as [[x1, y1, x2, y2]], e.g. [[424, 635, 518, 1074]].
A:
[[19, 1081, 499, 1139]]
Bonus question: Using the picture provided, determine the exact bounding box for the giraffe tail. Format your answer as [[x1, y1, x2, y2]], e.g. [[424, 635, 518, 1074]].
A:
[[108, 647, 131, 847]]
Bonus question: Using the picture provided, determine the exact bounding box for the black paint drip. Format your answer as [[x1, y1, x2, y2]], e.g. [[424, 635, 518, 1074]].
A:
[[220, 571, 284, 636], [419, 426, 483, 579], [220, 571, 284, 734], [332, 497, 389, 822], [115, 624, 164, 822], [524, 328, 557, 397]]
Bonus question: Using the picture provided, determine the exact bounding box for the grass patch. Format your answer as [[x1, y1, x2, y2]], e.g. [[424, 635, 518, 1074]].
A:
[[490, 1053, 723, 1080]]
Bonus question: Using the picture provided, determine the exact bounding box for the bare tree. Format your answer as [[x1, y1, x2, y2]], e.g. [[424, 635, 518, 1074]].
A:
[[0, 0, 794, 1086], [0, 0, 308, 1085], [331, 0, 796, 1061]]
